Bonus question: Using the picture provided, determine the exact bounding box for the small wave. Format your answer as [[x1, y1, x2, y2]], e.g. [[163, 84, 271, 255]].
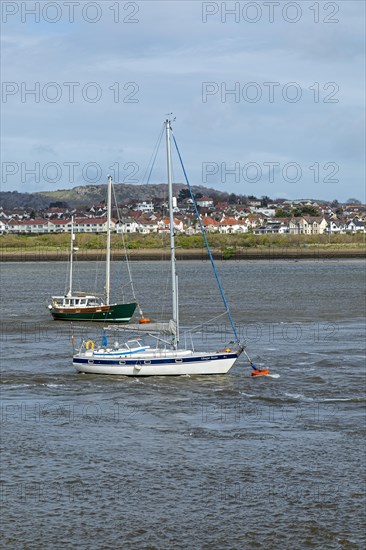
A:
[[266, 373, 280, 378], [284, 392, 314, 402], [239, 391, 255, 397], [321, 397, 365, 403], [2, 384, 32, 390]]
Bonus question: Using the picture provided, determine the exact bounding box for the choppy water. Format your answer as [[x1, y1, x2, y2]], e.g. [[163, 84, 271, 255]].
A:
[[1, 260, 365, 549]]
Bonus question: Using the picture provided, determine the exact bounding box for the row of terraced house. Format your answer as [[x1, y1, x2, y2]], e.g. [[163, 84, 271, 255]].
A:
[[0, 213, 364, 235]]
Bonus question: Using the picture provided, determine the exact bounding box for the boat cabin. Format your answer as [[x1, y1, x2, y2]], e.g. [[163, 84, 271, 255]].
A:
[[51, 295, 103, 308]]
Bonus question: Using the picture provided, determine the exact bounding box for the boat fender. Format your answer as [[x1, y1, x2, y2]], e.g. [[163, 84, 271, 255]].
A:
[[85, 340, 95, 351], [139, 317, 152, 324]]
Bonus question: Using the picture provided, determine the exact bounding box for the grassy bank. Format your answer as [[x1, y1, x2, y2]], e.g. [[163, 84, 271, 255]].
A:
[[1, 233, 365, 261], [1, 232, 365, 249]]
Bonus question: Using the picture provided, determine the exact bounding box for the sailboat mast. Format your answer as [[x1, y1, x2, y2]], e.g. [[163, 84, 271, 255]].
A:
[[165, 119, 179, 346], [67, 215, 75, 297], [106, 175, 112, 306]]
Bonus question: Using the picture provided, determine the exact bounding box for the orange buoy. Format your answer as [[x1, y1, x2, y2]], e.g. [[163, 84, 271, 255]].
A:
[[139, 317, 152, 324], [251, 369, 270, 377]]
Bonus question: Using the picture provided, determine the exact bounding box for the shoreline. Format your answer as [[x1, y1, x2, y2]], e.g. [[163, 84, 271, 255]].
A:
[[1, 247, 365, 261]]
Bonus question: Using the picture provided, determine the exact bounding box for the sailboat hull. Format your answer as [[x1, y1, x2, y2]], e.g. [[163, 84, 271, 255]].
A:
[[73, 351, 240, 376], [51, 302, 137, 322]]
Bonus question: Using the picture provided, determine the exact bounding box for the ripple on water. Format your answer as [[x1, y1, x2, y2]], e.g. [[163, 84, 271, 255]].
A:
[[1, 261, 365, 548]]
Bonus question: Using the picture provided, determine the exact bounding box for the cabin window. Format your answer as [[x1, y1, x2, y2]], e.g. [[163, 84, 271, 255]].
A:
[[128, 340, 140, 348]]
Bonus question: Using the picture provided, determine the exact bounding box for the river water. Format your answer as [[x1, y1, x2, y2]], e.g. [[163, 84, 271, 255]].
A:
[[1, 260, 365, 549]]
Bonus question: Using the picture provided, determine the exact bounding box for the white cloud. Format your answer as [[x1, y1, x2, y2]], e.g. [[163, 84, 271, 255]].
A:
[[1, 0, 365, 201]]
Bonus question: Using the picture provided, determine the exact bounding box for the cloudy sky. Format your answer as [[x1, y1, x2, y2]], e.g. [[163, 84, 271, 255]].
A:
[[1, 0, 365, 201]]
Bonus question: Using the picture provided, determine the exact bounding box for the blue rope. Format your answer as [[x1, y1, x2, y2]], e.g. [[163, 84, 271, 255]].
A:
[[172, 133, 239, 342]]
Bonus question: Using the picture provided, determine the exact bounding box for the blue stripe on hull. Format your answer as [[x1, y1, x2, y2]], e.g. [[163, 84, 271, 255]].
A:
[[73, 352, 238, 367]]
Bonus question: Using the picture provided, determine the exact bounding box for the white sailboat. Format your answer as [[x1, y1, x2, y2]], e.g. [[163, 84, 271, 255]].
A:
[[48, 177, 137, 322], [72, 119, 245, 375]]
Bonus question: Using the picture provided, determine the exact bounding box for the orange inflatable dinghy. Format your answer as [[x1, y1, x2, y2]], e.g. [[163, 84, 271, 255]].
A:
[[251, 369, 270, 377]]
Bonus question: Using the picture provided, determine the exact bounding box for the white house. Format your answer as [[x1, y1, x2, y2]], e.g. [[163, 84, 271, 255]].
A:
[[196, 196, 214, 208], [219, 217, 248, 234], [48, 219, 72, 233], [345, 219, 365, 233], [158, 217, 185, 233], [0, 220, 8, 234], [326, 220, 346, 234], [134, 201, 154, 213], [139, 219, 159, 233], [188, 215, 219, 234], [116, 219, 140, 233], [289, 217, 328, 235], [254, 220, 289, 234], [249, 207, 276, 217], [7, 219, 49, 234], [73, 218, 113, 233]]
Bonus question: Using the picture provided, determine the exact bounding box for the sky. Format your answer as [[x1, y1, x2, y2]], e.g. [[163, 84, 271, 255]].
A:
[[1, 0, 365, 202]]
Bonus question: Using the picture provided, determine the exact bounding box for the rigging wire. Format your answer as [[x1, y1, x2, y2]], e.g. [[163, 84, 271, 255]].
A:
[[142, 123, 170, 323], [112, 182, 144, 318], [142, 124, 165, 185], [94, 234, 102, 297]]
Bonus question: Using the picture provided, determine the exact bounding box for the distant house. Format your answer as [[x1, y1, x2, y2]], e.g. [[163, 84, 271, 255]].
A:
[[89, 204, 107, 217], [289, 217, 328, 235], [8, 219, 49, 234], [254, 219, 289, 234], [116, 219, 140, 234], [158, 217, 185, 233], [196, 196, 214, 208], [0, 208, 11, 220], [326, 220, 346, 234], [343, 205, 366, 217], [345, 219, 365, 233], [49, 219, 72, 233], [219, 217, 248, 234], [73, 218, 114, 233], [233, 206, 249, 217], [43, 208, 67, 219], [132, 216, 160, 234], [134, 201, 154, 213], [0, 220, 8, 234], [214, 201, 229, 213], [245, 215, 263, 229], [249, 207, 276, 217], [198, 215, 219, 233]]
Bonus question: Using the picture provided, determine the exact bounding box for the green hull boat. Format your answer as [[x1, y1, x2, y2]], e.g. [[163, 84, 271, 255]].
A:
[[49, 301, 137, 322]]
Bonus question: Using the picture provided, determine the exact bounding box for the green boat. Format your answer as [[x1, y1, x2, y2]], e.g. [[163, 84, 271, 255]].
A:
[[49, 295, 137, 322], [48, 177, 137, 323]]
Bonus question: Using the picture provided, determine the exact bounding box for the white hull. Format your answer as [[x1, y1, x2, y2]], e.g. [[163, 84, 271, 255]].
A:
[[73, 358, 237, 376], [73, 346, 241, 376]]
